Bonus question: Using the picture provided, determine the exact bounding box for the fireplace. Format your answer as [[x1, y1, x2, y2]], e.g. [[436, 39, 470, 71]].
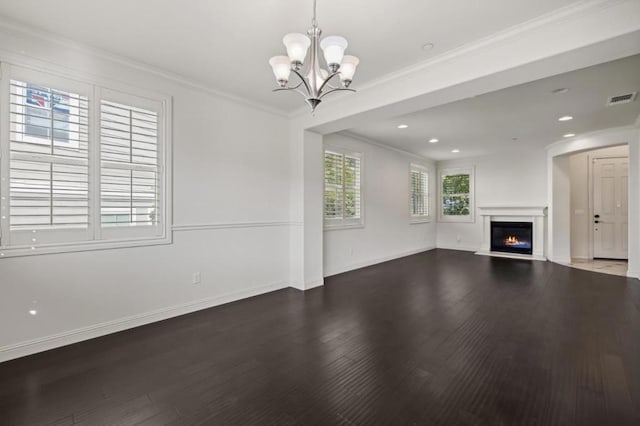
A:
[[491, 221, 533, 255]]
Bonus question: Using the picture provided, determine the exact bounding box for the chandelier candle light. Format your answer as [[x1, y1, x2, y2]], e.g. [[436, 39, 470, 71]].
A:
[[269, 0, 360, 112]]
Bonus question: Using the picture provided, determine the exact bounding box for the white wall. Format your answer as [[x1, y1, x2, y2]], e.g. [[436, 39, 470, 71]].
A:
[[0, 29, 292, 361], [322, 133, 437, 277], [436, 149, 548, 251], [570, 145, 629, 259]]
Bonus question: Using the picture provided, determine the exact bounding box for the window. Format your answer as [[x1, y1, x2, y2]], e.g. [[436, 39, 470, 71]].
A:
[[410, 164, 430, 221], [324, 148, 362, 228], [439, 167, 474, 222], [0, 64, 171, 256]]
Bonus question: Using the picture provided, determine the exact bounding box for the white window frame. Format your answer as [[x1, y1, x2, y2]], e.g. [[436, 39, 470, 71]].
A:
[[438, 166, 475, 223], [409, 163, 431, 223], [323, 146, 364, 230], [0, 62, 173, 257]]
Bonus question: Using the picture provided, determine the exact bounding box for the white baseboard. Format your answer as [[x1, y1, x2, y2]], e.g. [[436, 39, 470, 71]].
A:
[[289, 278, 324, 291], [436, 243, 480, 252], [627, 270, 640, 279], [475, 250, 547, 262], [323, 246, 436, 277], [0, 281, 288, 363]]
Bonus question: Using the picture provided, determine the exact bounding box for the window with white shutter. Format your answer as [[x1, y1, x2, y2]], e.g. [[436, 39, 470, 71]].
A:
[[410, 164, 430, 221], [0, 64, 171, 256], [324, 148, 363, 228], [99, 92, 162, 240]]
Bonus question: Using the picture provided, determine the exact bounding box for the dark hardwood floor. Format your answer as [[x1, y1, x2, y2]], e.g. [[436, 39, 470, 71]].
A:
[[1, 249, 639, 425]]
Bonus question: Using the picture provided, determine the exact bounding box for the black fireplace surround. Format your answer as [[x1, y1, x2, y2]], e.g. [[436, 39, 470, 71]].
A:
[[491, 221, 533, 255]]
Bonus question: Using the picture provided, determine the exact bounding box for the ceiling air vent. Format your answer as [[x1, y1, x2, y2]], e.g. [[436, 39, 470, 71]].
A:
[[606, 92, 637, 106]]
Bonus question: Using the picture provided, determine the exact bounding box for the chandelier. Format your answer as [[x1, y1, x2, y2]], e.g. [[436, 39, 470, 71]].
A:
[[268, 0, 360, 112]]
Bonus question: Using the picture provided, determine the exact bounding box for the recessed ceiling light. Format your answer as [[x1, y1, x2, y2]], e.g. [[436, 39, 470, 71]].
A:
[[558, 116, 573, 121], [421, 42, 435, 51], [29, 310, 37, 316], [552, 88, 569, 94], [563, 133, 576, 138], [397, 124, 409, 129], [429, 138, 439, 143], [451, 149, 460, 153]]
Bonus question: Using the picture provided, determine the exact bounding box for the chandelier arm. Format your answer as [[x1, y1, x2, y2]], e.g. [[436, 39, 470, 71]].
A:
[[273, 85, 312, 100], [290, 68, 312, 97], [319, 87, 356, 99], [273, 82, 304, 91], [316, 71, 341, 96]]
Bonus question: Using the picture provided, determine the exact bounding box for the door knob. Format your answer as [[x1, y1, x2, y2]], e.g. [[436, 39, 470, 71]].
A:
[[594, 220, 600, 224], [594, 214, 600, 218]]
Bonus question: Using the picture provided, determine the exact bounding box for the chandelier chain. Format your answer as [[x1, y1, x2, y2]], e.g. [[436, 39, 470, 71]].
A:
[[312, 0, 318, 27]]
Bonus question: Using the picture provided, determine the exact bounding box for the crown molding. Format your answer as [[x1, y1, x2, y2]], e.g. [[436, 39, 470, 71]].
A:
[[0, 15, 289, 118], [290, 0, 638, 120], [338, 131, 435, 163]]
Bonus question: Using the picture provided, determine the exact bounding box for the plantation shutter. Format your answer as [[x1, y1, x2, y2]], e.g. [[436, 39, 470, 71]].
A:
[[99, 93, 161, 237], [6, 76, 91, 246], [324, 148, 362, 226], [411, 166, 429, 217], [343, 154, 361, 219], [324, 150, 344, 219]]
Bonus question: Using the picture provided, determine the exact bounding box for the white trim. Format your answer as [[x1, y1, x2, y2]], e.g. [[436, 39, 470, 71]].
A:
[[627, 270, 639, 279], [338, 131, 434, 163], [435, 244, 479, 253], [323, 246, 436, 277], [290, 278, 325, 291], [172, 221, 292, 232], [0, 235, 172, 258], [0, 18, 288, 118], [0, 280, 288, 363], [475, 251, 547, 262]]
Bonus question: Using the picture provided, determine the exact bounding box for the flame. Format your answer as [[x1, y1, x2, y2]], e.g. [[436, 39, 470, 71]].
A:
[[504, 236, 520, 246]]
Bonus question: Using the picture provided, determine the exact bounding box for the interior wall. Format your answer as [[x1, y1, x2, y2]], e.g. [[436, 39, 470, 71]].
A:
[[322, 133, 437, 277], [0, 29, 291, 361], [436, 149, 548, 252], [570, 145, 629, 259]]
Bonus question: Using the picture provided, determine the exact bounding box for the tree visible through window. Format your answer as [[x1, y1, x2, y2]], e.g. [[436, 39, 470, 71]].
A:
[[324, 149, 362, 226], [442, 173, 470, 215]]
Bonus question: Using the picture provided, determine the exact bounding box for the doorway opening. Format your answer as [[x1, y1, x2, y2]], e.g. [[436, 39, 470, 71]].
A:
[[569, 144, 629, 275]]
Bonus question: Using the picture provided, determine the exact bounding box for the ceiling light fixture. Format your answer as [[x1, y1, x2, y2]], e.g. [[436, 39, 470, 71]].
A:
[[429, 138, 439, 143], [558, 116, 573, 121], [269, 0, 359, 112], [421, 42, 435, 51], [563, 133, 576, 138], [451, 149, 460, 153], [398, 124, 409, 129]]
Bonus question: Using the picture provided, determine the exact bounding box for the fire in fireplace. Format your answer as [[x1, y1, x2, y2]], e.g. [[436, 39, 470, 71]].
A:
[[491, 221, 533, 255]]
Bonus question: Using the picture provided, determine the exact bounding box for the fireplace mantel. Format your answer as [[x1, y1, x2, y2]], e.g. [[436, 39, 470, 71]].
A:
[[476, 206, 547, 261]]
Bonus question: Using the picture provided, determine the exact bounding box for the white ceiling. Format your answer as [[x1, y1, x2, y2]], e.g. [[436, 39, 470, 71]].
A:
[[347, 54, 640, 161], [0, 0, 580, 113]]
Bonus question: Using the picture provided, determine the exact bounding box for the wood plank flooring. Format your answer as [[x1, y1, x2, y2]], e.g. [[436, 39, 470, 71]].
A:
[[1, 249, 639, 425]]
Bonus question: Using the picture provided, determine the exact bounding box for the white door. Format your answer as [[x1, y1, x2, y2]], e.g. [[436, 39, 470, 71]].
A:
[[593, 156, 628, 259]]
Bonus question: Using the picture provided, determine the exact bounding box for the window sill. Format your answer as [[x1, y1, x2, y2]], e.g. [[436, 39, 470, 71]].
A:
[[0, 235, 172, 258], [437, 216, 475, 223], [324, 223, 365, 231], [410, 217, 432, 224]]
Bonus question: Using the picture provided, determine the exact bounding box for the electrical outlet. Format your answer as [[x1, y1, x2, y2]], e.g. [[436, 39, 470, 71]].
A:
[[192, 272, 201, 284], [456, 234, 462, 243]]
